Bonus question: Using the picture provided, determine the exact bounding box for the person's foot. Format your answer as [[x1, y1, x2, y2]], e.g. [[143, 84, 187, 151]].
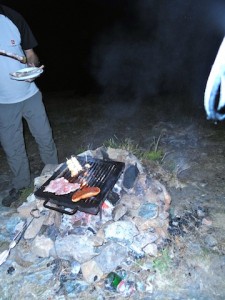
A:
[[1, 188, 23, 207]]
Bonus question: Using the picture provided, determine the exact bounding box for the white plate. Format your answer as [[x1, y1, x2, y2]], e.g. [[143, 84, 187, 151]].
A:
[[10, 67, 44, 81]]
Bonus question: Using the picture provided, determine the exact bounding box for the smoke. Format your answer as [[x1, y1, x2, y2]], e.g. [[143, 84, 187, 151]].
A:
[[90, 0, 225, 110]]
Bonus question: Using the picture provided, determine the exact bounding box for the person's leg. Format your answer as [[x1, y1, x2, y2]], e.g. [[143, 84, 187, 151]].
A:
[[0, 102, 31, 190], [23, 91, 58, 165]]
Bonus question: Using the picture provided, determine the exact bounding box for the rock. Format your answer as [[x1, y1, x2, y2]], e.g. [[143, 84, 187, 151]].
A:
[[31, 235, 54, 257], [123, 163, 140, 189], [143, 243, 158, 256], [55, 234, 99, 263], [94, 241, 129, 273], [204, 234, 218, 248], [43, 210, 61, 226], [120, 194, 142, 210], [112, 203, 127, 221], [202, 218, 212, 226], [90, 235, 104, 247], [81, 260, 104, 283], [138, 203, 159, 219], [134, 216, 166, 231], [104, 220, 139, 244], [24, 213, 47, 239], [17, 201, 37, 218], [155, 226, 169, 239], [132, 232, 159, 249]]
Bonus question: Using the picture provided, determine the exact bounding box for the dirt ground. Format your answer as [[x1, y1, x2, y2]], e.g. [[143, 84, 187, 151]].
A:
[[1, 90, 225, 299]]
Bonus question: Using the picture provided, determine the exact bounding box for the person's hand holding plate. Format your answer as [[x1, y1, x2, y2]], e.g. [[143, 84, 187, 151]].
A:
[[9, 65, 44, 81]]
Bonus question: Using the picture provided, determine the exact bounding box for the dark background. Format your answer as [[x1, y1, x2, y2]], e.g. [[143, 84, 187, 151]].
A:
[[2, 0, 225, 103]]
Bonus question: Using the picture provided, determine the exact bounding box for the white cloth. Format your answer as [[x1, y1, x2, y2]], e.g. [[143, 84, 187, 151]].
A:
[[0, 15, 38, 104]]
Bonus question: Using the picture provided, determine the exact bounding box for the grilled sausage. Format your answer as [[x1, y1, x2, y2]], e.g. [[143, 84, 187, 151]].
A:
[[72, 186, 100, 202]]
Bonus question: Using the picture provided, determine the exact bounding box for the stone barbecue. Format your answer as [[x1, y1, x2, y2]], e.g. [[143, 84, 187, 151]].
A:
[[1, 146, 171, 298]]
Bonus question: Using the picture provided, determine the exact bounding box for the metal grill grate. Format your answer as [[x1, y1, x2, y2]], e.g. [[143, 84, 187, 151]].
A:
[[34, 156, 125, 215]]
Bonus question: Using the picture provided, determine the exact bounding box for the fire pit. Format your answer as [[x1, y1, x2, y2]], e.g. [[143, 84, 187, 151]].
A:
[[34, 156, 125, 216], [0, 147, 173, 299]]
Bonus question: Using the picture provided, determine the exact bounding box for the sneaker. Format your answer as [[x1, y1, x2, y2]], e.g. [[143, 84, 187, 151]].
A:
[[1, 188, 22, 207]]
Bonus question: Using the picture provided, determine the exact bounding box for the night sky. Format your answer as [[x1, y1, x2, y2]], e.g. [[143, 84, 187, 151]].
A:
[[2, 0, 225, 103]]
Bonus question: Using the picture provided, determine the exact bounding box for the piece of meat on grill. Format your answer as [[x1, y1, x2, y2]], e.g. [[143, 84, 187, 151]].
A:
[[44, 177, 80, 195], [72, 186, 101, 202]]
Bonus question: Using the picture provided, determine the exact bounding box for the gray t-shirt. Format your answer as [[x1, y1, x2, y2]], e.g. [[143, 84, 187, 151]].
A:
[[0, 6, 39, 104]]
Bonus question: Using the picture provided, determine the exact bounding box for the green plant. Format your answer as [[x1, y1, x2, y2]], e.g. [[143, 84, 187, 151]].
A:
[[142, 149, 164, 161], [141, 132, 165, 161], [20, 186, 34, 200], [75, 146, 87, 155], [103, 133, 165, 162], [103, 136, 142, 157], [152, 248, 171, 273]]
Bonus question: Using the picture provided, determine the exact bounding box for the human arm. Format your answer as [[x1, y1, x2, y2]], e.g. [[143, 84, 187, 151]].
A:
[[24, 49, 40, 67], [24, 49, 44, 82]]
